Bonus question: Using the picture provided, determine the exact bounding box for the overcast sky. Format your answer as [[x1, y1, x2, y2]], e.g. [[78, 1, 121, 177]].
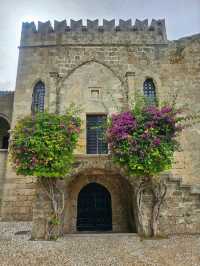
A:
[[0, 0, 199, 91]]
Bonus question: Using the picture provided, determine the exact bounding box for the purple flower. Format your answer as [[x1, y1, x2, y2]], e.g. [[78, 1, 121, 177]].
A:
[[161, 106, 172, 114], [106, 102, 181, 170], [141, 132, 149, 139], [144, 106, 162, 120], [153, 138, 161, 146], [107, 111, 137, 141], [165, 116, 173, 123]]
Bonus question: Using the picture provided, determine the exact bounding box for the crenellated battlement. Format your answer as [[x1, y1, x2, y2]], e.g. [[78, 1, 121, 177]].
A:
[[20, 19, 168, 47]]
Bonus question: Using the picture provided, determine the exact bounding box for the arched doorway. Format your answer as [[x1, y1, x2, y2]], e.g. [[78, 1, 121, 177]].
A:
[[0, 117, 10, 149], [77, 182, 112, 231]]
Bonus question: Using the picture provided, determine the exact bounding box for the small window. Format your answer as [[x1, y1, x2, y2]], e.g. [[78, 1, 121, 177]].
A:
[[91, 89, 100, 99], [143, 79, 156, 105], [86, 115, 108, 154], [89, 87, 101, 100], [31, 81, 45, 113]]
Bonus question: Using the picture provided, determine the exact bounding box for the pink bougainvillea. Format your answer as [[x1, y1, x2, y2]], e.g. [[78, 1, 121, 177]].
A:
[[107, 103, 183, 177]]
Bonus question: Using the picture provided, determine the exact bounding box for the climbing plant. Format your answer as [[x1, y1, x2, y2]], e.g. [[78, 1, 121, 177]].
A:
[[107, 95, 199, 236], [9, 106, 81, 239]]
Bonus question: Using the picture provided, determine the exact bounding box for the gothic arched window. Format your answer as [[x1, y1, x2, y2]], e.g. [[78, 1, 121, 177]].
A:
[[32, 81, 45, 113], [143, 79, 157, 105]]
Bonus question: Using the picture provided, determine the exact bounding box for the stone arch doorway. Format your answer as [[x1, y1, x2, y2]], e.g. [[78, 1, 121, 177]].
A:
[[64, 168, 137, 233], [0, 116, 10, 149], [77, 182, 112, 231]]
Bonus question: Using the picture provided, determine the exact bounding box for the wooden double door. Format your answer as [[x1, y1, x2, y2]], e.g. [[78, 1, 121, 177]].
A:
[[77, 183, 112, 231]]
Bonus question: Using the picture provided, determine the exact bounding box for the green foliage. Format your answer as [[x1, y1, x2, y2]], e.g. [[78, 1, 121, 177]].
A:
[[49, 216, 61, 225], [107, 96, 183, 178], [9, 108, 81, 178]]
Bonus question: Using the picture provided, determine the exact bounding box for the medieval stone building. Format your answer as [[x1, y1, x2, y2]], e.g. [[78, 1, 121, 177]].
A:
[[0, 19, 200, 235]]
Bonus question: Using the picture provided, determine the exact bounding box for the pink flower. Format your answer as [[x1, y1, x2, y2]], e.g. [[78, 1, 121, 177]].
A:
[[161, 106, 172, 114], [107, 112, 137, 141], [153, 138, 161, 146]]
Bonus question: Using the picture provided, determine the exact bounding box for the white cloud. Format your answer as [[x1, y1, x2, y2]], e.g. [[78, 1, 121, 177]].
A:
[[0, 80, 12, 91]]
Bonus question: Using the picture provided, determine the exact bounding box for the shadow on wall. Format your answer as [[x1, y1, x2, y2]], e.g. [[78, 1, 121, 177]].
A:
[[0, 117, 10, 149]]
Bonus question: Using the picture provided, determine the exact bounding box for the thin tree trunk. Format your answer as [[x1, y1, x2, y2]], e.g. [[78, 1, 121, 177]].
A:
[[151, 179, 167, 237], [134, 178, 150, 236], [39, 178, 65, 240]]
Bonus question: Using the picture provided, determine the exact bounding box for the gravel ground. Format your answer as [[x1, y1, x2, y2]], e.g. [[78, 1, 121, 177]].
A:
[[0, 222, 199, 266]]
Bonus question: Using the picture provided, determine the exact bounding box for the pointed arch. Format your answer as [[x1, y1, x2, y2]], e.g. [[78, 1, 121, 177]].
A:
[[143, 78, 157, 105], [59, 59, 124, 88], [0, 113, 10, 124], [59, 60, 126, 114], [31, 81, 45, 113]]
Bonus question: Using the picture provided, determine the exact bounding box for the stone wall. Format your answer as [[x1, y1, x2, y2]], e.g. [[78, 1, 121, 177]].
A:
[[64, 170, 134, 233], [1, 19, 200, 222], [21, 19, 167, 47], [0, 150, 8, 201], [0, 118, 9, 149], [158, 177, 200, 235], [32, 173, 135, 239], [0, 166, 36, 221], [32, 156, 200, 237], [139, 175, 200, 235], [0, 91, 14, 148], [31, 157, 200, 238], [0, 91, 14, 122]]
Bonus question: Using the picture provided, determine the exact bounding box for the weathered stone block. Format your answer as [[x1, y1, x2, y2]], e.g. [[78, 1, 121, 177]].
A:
[[54, 20, 67, 33], [87, 19, 99, 31], [38, 21, 53, 33], [70, 19, 82, 32], [103, 19, 115, 31]]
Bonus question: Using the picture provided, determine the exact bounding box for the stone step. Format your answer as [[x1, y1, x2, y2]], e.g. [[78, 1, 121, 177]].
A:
[[64, 233, 138, 237], [65, 232, 138, 237], [164, 173, 200, 196]]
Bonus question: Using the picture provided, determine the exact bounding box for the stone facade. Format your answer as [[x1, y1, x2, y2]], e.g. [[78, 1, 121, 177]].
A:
[[31, 156, 200, 238], [0, 150, 7, 200], [0, 91, 14, 122], [0, 19, 200, 234], [0, 91, 14, 205]]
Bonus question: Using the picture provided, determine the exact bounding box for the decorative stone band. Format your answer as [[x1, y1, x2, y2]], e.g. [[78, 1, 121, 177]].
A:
[[21, 19, 167, 40]]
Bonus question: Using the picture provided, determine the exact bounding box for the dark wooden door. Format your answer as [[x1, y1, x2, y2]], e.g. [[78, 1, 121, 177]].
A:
[[77, 183, 112, 231]]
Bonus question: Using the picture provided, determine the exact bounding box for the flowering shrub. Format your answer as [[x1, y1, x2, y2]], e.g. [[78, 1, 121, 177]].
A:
[[107, 97, 199, 237], [107, 102, 182, 178], [10, 110, 81, 178]]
